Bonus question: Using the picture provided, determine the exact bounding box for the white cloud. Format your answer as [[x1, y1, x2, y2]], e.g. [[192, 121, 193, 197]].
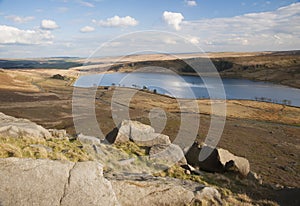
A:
[[94, 16, 138, 27], [164, 38, 177, 45], [5, 15, 35, 23], [185, 0, 197, 7], [163, 11, 184, 31], [80, 26, 95, 33], [180, 2, 300, 51], [41, 19, 59, 30], [0, 25, 53, 44], [78, 1, 95, 8], [188, 36, 200, 44]]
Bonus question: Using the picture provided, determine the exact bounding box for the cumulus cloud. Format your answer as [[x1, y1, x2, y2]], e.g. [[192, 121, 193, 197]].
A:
[[80, 26, 95, 33], [5, 15, 35, 23], [181, 2, 300, 51], [40, 19, 59, 30], [93, 16, 138, 27], [185, 0, 197, 7], [163, 11, 184, 31], [0, 25, 53, 44]]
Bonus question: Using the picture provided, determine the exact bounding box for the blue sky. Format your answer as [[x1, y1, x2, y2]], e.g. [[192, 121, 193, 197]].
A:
[[0, 0, 299, 58]]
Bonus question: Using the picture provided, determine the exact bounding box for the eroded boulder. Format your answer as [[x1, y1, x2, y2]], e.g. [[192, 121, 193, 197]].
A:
[[0, 112, 52, 139], [149, 143, 187, 166], [107, 120, 171, 147], [185, 143, 250, 176]]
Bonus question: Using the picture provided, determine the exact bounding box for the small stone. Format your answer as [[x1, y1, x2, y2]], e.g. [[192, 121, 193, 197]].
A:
[[185, 169, 191, 175]]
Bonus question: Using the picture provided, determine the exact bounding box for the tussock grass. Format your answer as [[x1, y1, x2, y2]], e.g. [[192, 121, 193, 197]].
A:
[[0, 136, 92, 162]]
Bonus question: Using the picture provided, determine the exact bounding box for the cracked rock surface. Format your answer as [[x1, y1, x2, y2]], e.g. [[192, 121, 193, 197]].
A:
[[0, 158, 119, 206]]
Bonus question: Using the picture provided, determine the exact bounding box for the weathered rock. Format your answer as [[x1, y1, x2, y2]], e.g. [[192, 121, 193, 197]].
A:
[[0, 158, 119, 206], [218, 148, 250, 176], [114, 120, 154, 143], [118, 158, 136, 166], [185, 143, 250, 176], [111, 179, 195, 206], [109, 120, 171, 146], [0, 112, 52, 139], [247, 171, 263, 185], [0, 158, 71, 206], [60, 161, 120, 206], [133, 133, 171, 147], [77, 133, 101, 145], [193, 187, 222, 205], [49, 129, 68, 140], [149, 143, 187, 166]]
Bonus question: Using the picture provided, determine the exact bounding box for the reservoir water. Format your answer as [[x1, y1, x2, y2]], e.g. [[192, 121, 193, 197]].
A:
[[75, 72, 300, 107]]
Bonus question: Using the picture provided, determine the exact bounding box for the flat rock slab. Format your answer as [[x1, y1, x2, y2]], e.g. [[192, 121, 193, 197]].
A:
[[111, 179, 195, 206], [0, 158, 119, 206]]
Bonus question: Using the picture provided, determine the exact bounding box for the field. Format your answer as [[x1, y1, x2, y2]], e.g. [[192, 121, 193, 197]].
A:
[[0, 51, 299, 204]]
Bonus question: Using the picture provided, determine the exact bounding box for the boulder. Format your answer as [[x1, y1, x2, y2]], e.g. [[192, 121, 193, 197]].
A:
[[0, 112, 52, 139], [0, 158, 119, 206], [77, 133, 101, 145], [133, 133, 171, 147], [108, 120, 171, 147], [217, 148, 250, 177], [185, 143, 250, 176], [149, 143, 187, 166]]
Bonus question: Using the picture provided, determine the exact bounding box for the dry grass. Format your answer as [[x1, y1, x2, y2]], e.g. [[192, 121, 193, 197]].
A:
[[0, 136, 92, 162]]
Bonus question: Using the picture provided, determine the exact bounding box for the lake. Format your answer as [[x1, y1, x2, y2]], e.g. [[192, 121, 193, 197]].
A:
[[75, 72, 300, 107]]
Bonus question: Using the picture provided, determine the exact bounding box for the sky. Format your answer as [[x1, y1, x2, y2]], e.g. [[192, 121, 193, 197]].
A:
[[0, 0, 300, 58]]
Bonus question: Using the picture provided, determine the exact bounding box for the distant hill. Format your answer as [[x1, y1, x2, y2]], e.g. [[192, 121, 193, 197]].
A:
[[0, 59, 82, 69]]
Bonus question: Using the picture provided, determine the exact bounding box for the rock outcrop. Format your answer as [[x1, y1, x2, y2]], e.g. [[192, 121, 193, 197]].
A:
[[0, 157, 225, 206], [0, 158, 119, 206], [0, 112, 52, 139], [111, 179, 195, 206], [105, 173, 221, 206], [0, 115, 255, 206]]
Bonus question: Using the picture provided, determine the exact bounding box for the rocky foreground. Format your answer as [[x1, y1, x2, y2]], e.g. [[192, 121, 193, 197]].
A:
[[0, 112, 291, 206]]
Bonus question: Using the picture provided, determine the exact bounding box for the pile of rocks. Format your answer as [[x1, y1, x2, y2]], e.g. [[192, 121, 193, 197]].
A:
[[103, 119, 250, 177]]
